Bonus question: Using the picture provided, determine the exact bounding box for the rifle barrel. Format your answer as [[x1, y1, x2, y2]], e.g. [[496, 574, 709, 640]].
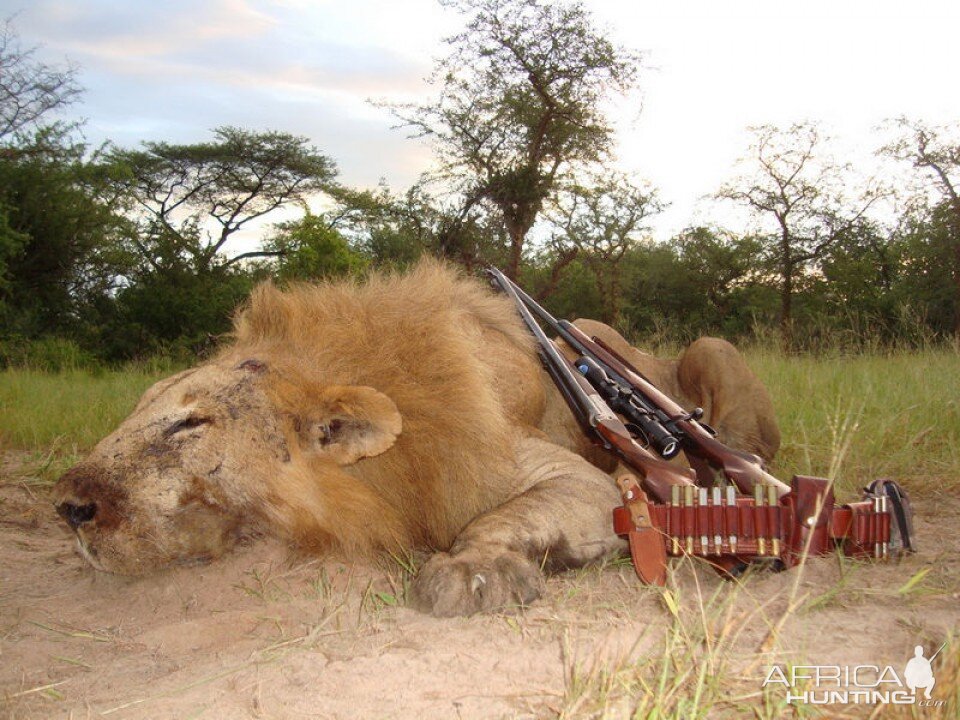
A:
[[486, 266, 789, 498], [487, 268, 605, 429]]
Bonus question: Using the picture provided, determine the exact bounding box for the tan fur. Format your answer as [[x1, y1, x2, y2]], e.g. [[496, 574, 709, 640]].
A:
[[229, 262, 544, 550], [54, 261, 779, 615]]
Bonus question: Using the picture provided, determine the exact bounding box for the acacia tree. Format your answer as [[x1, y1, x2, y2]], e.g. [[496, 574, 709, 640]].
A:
[[717, 123, 879, 344], [0, 19, 81, 142], [109, 127, 338, 273], [391, 0, 639, 278], [549, 173, 661, 321], [882, 118, 960, 333]]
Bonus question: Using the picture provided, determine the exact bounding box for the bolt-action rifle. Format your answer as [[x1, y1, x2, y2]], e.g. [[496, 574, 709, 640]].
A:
[[487, 267, 915, 585]]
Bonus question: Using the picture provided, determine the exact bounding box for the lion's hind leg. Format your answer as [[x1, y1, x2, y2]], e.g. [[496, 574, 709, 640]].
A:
[[676, 337, 781, 462], [410, 437, 625, 617]]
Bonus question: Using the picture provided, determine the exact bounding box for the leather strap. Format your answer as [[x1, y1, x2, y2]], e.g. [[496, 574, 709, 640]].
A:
[[615, 475, 668, 586], [613, 474, 896, 583]]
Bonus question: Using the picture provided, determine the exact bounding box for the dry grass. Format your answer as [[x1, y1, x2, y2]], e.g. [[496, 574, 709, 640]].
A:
[[554, 552, 958, 719], [556, 563, 793, 719]]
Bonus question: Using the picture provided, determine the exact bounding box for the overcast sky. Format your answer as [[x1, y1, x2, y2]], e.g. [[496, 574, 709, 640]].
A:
[[4, 0, 959, 242]]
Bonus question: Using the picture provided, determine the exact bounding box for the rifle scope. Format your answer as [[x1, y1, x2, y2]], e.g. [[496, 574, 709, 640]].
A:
[[575, 356, 681, 460]]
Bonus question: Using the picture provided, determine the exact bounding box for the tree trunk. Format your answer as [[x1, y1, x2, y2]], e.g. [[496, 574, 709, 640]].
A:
[[535, 246, 578, 301], [601, 279, 614, 324], [502, 196, 542, 280], [780, 234, 794, 349], [951, 203, 960, 335], [590, 265, 617, 325], [606, 267, 622, 324], [780, 270, 793, 346], [506, 221, 524, 280]]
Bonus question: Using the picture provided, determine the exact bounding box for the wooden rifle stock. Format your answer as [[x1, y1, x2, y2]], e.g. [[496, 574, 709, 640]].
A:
[[487, 265, 787, 497], [485, 267, 694, 504], [557, 344, 697, 504], [594, 421, 696, 503]]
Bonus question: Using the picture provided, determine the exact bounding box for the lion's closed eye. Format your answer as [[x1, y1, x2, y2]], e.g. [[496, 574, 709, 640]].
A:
[[164, 415, 214, 437]]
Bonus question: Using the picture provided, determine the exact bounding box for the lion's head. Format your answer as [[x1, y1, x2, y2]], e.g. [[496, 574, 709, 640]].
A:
[[52, 265, 536, 577], [52, 354, 404, 575]]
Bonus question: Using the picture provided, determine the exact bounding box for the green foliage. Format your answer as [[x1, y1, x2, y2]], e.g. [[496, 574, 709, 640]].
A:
[[105, 264, 257, 361], [0, 126, 132, 338], [266, 214, 368, 282], [881, 118, 960, 333], [346, 182, 504, 271], [0, 199, 27, 302], [549, 174, 662, 322], [0, 122, 354, 364], [365, 224, 427, 269], [621, 229, 773, 341], [892, 204, 959, 336], [332, 184, 430, 269], [716, 122, 880, 345], [531, 230, 777, 345], [523, 257, 604, 321]]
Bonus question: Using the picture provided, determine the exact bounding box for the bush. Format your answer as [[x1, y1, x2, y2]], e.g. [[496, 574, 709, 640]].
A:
[[0, 336, 98, 371]]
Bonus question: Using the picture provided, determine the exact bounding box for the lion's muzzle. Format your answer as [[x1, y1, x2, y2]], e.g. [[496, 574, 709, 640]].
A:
[[53, 463, 128, 534], [56, 501, 97, 529]]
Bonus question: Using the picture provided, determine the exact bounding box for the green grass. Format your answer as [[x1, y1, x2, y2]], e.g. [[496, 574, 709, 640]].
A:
[[1, 347, 957, 494], [745, 347, 960, 494], [0, 367, 168, 453]]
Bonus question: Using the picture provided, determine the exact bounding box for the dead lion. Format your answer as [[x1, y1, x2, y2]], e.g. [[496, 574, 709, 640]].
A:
[[53, 261, 779, 616]]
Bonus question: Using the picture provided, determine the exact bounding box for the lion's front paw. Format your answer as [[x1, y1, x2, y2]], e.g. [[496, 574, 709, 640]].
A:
[[410, 549, 544, 617]]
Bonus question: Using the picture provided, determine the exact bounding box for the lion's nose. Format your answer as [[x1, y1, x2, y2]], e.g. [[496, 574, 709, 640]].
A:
[[57, 502, 97, 529]]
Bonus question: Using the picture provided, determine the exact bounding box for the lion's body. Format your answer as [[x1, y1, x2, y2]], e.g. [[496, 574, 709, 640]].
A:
[[54, 262, 780, 615], [234, 263, 546, 551]]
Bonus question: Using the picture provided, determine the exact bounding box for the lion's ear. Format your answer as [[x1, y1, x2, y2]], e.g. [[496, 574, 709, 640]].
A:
[[297, 386, 402, 465]]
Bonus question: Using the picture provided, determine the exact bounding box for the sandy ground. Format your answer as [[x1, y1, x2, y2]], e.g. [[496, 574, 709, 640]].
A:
[[1, 454, 958, 719]]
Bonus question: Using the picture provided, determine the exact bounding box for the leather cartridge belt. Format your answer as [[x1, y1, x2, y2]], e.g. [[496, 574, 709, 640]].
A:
[[613, 474, 893, 570]]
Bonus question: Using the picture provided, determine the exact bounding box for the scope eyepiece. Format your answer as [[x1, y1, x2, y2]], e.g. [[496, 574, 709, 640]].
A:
[[650, 429, 681, 459], [630, 407, 681, 459]]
